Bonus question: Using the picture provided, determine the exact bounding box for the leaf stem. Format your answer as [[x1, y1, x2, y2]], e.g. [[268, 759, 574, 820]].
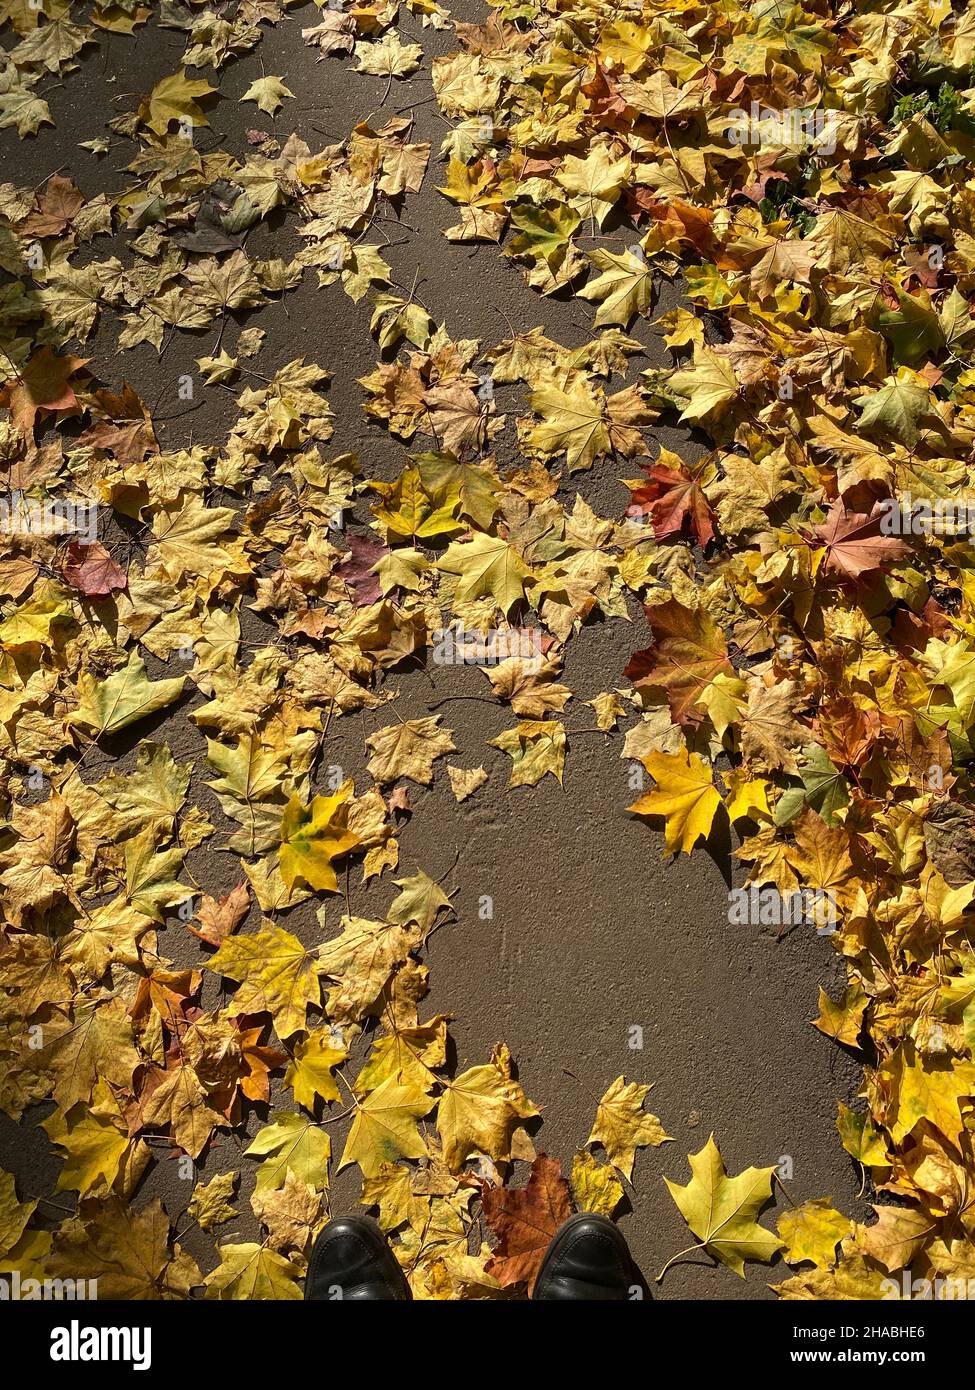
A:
[[656, 1240, 707, 1283]]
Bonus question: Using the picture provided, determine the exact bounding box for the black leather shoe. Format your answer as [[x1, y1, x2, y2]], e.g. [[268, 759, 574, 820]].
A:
[[532, 1214, 636, 1300], [304, 1215, 412, 1300]]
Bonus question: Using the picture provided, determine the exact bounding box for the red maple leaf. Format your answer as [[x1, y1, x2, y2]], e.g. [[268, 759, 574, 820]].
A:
[[812, 501, 908, 582], [335, 533, 388, 607], [627, 460, 715, 547], [580, 63, 629, 120], [78, 384, 158, 467], [61, 542, 127, 600], [631, 196, 716, 256]]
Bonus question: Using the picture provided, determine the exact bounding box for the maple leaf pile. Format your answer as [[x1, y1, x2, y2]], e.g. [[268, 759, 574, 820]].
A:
[[3, 0, 975, 1300]]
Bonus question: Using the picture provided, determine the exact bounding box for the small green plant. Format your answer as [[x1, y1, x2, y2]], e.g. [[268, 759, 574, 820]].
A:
[[893, 81, 964, 133]]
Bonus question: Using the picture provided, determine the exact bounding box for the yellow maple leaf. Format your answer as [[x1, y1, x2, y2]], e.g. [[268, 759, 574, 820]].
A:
[[669, 346, 738, 423], [436, 532, 532, 614], [528, 378, 610, 472], [278, 783, 361, 893], [205, 925, 322, 1040], [285, 1029, 348, 1109], [205, 1243, 302, 1300], [881, 1042, 975, 1148], [586, 1075, 671, 1180], [438, 1059, 539, 1171], [570, 1150, 624, 1217], [662, 1134, 783, 1279], [139, 71, 216, 137], [629, 747, 724, 854], [366, 715, 455, 785], [339, 1076, 432, 1177], [490, 719, 565, 787], [777, 1197, 851, 1270]]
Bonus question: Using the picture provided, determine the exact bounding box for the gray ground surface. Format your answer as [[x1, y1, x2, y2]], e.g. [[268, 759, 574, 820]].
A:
[[0, 0, 864, 1298]]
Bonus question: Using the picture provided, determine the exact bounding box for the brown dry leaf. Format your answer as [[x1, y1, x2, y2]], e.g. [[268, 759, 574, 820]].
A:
[[187, 882, 250, 946], [447, 764, 488, 801], [739, 677, 808, 775], [483, 1154, 572, 1292], [366, 715, 456, 785], [251, 1170, 325, 1257]]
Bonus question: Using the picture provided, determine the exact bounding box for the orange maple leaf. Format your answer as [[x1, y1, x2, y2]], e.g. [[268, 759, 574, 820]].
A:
[[2, 346, 89, 432], [625, 597, 734, 728]]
